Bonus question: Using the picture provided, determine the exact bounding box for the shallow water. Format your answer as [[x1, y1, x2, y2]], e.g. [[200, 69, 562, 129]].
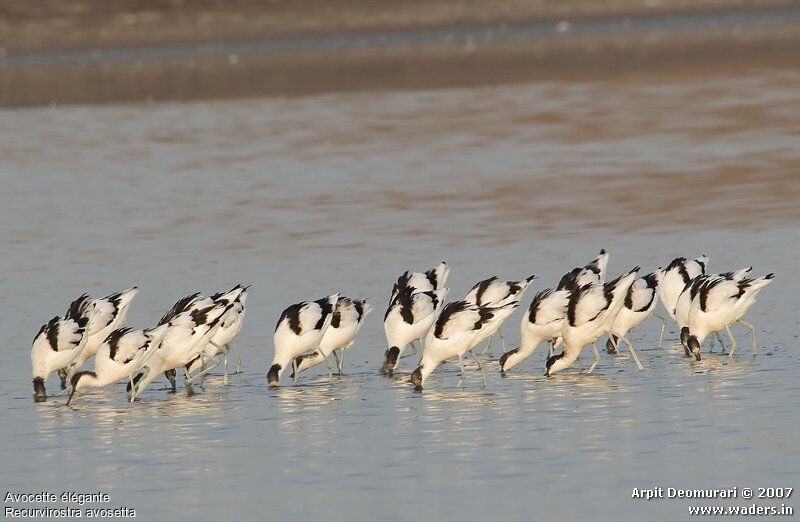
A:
[[1, 67, 799, 520]]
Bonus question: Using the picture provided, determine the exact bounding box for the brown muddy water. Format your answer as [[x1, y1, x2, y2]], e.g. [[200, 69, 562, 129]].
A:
[[1, 66, 799, 520]]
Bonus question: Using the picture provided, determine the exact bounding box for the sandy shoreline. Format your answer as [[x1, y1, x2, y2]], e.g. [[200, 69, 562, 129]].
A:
[[2, 1, 800, 106]]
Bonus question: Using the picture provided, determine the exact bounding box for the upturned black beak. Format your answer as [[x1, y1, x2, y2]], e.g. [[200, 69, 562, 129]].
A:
[[65, 387, 76, 406], [379, 347, 400, 375], [267, 364, 281, 388], [410, 367, 423, 391], [33, 378, 46, 402]]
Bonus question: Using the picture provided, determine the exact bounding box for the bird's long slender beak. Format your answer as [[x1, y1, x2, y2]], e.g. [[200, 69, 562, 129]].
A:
[[65, 386, 76, 406]]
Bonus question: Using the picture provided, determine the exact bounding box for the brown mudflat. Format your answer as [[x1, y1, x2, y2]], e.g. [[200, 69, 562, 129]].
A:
[[2, 0, 800, 106]]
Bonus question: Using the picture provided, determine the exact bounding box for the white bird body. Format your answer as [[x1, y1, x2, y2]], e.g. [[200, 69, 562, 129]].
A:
[[31, 316, 90, 400], [411, 300, 518, 389], [67, 324, 170, 403], [659, 255, 708, 321], [675, 268, 752, 335], [128, 304, 232, 400], [685, 274, 774, 359], [609, 269, 664, 339], [390, 262, 449, 302], [65, 287, 139, 373], [556, 250, 609, 291], [381, 287, 448, 374], [546, 268, 639, 376], [185, 286, 249, 375], [465, 275, 535, 307], [294, 298, 374, 375], [499, 289, 570, 373], [268, 294, 339, 386]]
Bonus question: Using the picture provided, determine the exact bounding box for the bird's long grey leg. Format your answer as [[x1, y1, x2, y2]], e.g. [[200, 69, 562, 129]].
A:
[[233, 340, 242, 374], [624, 337, 644, 371], [401, 342, 418, 359], [653, 313, 667, 349], [548, 339, 555, 358], [324, 354, 333, 383], [587, 343, 601, 374], [223, 350, 229, 386], [332, 350, 343, 375], [726, 326, 738, 357], [715, 331, 727, 353], [292, 358, 299, 385], [498, 329, 507, 352], [458, 355, 467, 386], [469, 349, 487, 388], [185, 357, 222, 385], [608, 334, 620, 355], [737, 320, 757, 356], [481, 335, 493, 355]]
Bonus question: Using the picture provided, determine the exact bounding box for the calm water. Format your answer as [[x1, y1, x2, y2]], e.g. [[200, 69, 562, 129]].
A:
[[1, 67, 799, 520]]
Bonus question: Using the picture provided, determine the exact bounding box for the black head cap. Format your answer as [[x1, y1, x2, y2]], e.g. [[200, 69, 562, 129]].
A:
[[680, 327, 690, 347], [499, 347, 520, 374], [33, 377, 46, 402], [267, 364, 281, 387], [410, 367, 423, 391], [687, 335, 701, 361], [379, 347, 400, 375], [545, 352, 564, 376]]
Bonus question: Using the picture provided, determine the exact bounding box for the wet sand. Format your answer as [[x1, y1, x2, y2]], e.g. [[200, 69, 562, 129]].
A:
[[2, 1, 800, 105]]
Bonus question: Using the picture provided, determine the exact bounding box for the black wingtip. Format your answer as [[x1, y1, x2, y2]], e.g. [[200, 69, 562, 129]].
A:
[[599, 249, 606, 255], [765, 273, 775, 279], [631, 266, 640, 273]]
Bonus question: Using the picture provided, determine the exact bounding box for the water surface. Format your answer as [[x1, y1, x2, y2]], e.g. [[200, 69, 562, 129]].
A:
[[1, 67, 799, 520]]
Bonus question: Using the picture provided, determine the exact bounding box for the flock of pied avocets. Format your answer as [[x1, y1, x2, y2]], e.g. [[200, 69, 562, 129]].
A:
[[30, 250, 773, 403]]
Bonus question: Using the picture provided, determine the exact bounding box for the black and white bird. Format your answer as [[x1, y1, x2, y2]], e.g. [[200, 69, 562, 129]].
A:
[[675, 268, 752, 349], [546, 267, 639, 376], [685, 273, 774, 361], [606, 268, 666, 357], [66, 324, 170, 405], [464, 275, 535, 353], [411, 300, 519, 390], [128, 303, 232, 401], [184, 285, 250, 385], [292, 297, 373, 380], [63, 287, 139, 381], [389, 262, 449, 302], [31, 316, 90, 402], [267, 294, 339, 387], [380, 286, 448, 375], [499, 288, 571, 374], [659, 255, 708, 321], [556, 249, 609, 291]]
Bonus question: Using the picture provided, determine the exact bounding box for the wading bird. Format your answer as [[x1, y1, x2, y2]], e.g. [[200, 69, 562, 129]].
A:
[[499, 288, 571, 374], [31, 316, 89, 402], [380, 287, 448, 375], [63, 287, 139, 384], [66, 324, 169, 405], [546, 267, 639, 376], [685, 273, 774, 361], [292, 297, 373, 380], [268, 294, 339, 387], [410, 300, 518, 390], [464, 275, 535, 354]]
